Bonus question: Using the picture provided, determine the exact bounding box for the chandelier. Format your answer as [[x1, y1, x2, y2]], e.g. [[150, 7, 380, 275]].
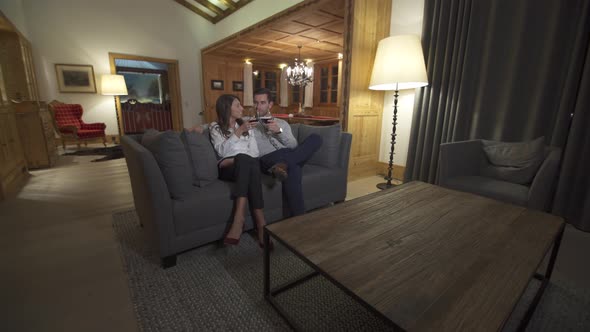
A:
[[286, 45, 313, 86]]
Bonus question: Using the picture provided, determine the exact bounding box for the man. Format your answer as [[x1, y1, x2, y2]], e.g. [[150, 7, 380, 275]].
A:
[[252, 88, 322, 216]]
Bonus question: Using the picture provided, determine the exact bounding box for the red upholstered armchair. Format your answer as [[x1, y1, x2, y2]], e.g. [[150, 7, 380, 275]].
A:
[[49, 101, 107, 148]]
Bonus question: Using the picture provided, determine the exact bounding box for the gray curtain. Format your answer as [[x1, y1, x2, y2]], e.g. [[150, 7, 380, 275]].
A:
[[405, 0, 590, 230]]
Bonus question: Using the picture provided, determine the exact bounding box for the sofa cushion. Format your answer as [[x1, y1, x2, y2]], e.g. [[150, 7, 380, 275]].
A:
[[141, 129, 193, 200], [301, 164, 347, 210], [444, 175, 529, 206], [298, 124, 341, 168], [290, 123, 300, 140], [172, 181, 233, 234], [180, 129, 218, 187], [481, 137, 545, 184]]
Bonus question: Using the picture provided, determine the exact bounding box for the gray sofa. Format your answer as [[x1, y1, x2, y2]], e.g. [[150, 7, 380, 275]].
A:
[[121, 124, 352, 268], [437, 139, 561, 212]]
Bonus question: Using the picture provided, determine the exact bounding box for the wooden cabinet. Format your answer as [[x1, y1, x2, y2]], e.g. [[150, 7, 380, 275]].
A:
[[0, 14, 42, 199], [0, 105, 28, 200], [14, 101, 57, 169]]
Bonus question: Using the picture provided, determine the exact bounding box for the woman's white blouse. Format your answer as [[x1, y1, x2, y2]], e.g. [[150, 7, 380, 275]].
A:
[[209, 122, 259, 159]]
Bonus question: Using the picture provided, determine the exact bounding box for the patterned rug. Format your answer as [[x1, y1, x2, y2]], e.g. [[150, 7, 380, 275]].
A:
[[63, 145, 124, 162], [112, 210, 590, 331]]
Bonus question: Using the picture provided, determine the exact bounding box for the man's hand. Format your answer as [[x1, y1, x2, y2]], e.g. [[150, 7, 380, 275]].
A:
[[265, 120, 282, 134]]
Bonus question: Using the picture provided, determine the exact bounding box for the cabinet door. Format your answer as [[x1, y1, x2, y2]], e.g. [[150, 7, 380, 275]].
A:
[[0, 110, 25, 176], [15, 103, 47, 169]]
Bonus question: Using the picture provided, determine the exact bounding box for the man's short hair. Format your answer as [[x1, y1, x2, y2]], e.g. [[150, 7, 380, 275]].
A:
[[254, 88, 273, 102]]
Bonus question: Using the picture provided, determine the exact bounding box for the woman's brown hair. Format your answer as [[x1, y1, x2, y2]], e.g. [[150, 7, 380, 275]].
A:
[[215, 94, 242, 137]]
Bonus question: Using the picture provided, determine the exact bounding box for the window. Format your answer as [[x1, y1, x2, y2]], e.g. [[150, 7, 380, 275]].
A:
[[290, 85, 305, 105], [316, 62, 339, 106], [119, 71, 164, 104], [253, 68, 279, 102]]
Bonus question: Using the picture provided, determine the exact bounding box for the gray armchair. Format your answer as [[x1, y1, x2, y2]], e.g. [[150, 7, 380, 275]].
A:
[[437, 139, 561, 212]]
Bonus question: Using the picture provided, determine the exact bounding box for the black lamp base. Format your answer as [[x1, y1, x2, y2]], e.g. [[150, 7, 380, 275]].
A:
[[376, 182, 396, 190]]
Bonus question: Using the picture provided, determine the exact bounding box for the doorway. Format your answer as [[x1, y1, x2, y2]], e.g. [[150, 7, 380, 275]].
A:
[[108, 53, 183, 135]]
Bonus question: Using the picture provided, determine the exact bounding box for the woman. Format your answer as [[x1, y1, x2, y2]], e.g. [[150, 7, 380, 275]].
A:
[[209, 94, 271, 248]]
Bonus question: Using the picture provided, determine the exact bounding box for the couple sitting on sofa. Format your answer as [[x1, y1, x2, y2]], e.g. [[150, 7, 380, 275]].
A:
[[208, 88, 322, 248]]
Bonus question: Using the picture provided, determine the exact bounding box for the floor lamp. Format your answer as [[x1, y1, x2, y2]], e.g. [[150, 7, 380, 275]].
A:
[[101, 74, 128, 140], [369, 35, 429, 190]]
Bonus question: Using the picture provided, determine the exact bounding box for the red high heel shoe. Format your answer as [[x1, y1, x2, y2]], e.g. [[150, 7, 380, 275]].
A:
[[223, 221, 244, 245]]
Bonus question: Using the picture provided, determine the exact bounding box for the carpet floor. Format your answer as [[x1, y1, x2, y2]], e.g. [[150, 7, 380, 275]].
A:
[[113, 210, 590, 331]]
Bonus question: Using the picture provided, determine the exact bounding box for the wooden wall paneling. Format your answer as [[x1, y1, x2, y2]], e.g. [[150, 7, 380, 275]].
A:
[[344, 0, 391, 180], [166, 62, 183, 131], [201, 54, 245, 123]]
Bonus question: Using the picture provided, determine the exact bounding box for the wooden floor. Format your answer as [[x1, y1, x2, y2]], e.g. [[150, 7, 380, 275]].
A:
[[0, 153, 138, 332], [1, 149, 588, 331]]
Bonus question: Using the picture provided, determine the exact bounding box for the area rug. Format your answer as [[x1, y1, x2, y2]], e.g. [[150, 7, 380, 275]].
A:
[[112, 210, 590, 331], [63, 145, 124, 162]]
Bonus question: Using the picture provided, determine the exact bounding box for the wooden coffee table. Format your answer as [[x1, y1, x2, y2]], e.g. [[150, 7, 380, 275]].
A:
[[263, 181, 564, 331]]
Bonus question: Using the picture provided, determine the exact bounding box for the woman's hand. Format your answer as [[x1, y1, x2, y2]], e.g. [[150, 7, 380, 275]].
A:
[[235, 118, 253, 137], [219, 158, 234, 168]]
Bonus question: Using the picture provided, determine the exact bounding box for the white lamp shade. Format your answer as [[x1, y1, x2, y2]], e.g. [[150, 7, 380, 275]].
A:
[[101, 74, 128, 95], [369, 35, 429, 91]]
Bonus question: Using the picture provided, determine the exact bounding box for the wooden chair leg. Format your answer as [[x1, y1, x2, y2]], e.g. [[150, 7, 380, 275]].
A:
[[84, 141, 88, 147], [103, 136, 107, 147], [77, 141, 81, 149], [62, 139, 66, 149]]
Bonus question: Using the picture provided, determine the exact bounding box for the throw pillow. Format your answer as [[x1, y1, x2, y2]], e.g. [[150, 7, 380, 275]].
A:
[[481, 137, 546, 184], [290, 123, 300, 140], [298, 124, 341, 168], [180, 129, 218, 187], [141, 129, 194, 199]]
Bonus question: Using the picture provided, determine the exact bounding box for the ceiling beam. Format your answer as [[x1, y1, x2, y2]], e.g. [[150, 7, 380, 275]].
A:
[[174, 0, 215, 23], [218, 0, 236, 10], [193, 0, 224, 16]]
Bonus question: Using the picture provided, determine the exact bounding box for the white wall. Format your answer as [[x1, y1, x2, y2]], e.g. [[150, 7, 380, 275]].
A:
[[379, 0, 425, 166], [0, 0, 302, 134], [0, 0, 30, 38]]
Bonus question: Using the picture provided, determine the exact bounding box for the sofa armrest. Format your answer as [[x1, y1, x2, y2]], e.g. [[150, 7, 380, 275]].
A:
[[338, 132, 352, 170], [528, 147, 561, 211], [121, 135, 175, 257], [437, 140, 484, 186]]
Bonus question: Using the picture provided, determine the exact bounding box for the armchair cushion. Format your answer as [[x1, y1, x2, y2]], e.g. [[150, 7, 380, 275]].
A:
[[80, 122, 107, 131], [443, 175, 529, 206], [53, 104, 83, 128], [481, 137, 545, 184]]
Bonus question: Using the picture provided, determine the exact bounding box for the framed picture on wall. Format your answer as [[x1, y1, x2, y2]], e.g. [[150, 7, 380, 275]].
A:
[[211, 80, 224, 90], [55, 64, 97, 93], [232, 81, 244, 91]]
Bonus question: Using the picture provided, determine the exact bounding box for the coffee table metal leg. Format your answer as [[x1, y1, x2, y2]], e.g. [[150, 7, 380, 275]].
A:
[[264, 230, 306, 331], [516, 223, 565, 332]]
